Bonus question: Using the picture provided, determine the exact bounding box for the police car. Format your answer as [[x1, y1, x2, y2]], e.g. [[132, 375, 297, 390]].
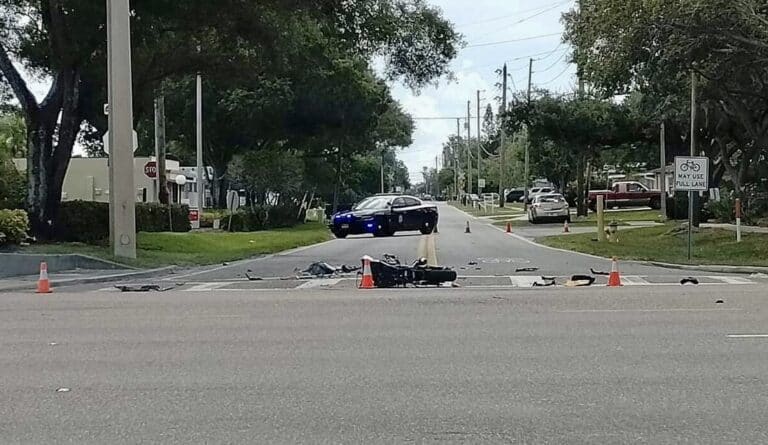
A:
[[330, 194, 439, 238]]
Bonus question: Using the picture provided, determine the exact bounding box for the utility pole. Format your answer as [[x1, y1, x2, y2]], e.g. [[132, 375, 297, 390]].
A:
[[107, 0, 137, 259], [154, 95, 168, 204], [456, 118, 461, 199], [196, 74, 205, 221], [380, 149, 385, 194], [476, 90, 482, 194], [499, 63, 508, 208], [688, 72, 698, 261], [660, 121, 667, 221], [523, 58, 533, 207], [435, 155, 440, 198], [466, 100, 472, 195]]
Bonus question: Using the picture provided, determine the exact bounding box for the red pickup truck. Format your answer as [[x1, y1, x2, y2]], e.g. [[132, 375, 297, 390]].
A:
[[588, 181, 662, 211]]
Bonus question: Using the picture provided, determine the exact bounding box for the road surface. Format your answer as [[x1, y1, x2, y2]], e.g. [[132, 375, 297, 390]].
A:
[[76, 202, 763, 293], [3, 286, 768, 443]]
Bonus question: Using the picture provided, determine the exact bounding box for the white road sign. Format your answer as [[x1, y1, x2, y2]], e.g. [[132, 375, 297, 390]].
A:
[[674, 156, 709, 191], [103, 130, 139, 154], [478, 178, 486, 189]]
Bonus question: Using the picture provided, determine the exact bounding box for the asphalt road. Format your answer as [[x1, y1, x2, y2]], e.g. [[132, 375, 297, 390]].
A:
[[3, 286, 768, 443], [159, 203, 706, 286]]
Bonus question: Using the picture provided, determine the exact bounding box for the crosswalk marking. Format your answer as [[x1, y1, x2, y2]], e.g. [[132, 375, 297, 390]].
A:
[[706, 276, 755, 285], [508, 276, 542, 287], [186, 282, 232, 292], [92, 275, 762, 293], [297, 278, 344, 289], [621, 276, 651, 286]]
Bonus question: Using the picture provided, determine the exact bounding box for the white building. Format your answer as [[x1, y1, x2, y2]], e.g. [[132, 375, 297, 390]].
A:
[[13, 157, 196, 205]]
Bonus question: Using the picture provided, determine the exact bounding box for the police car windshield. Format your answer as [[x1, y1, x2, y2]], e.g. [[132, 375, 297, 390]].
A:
[[354, 197, 391, 210]]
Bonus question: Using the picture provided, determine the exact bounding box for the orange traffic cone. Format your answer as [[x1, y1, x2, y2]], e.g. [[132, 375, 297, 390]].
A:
[[563, 220, 570, 233], [359, 256, 375, 289], [465, 221, 471, 234], [506, 222, 512, 233], [607, 257, 622, 287], [36, 261, 52, 294]]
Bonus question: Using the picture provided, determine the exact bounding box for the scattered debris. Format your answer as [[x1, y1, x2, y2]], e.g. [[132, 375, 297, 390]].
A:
[[451, 282, 461, 288], [49, 342, 58, 346], [114, 284, 175, 292], [680, 277, 699, 285], [515, 267, 539, 272], [541, 276, 556, 281], [716, 299, 725, 304], [56, 387, 71, 393], [468, 261, 478, 266], [533, 278, 556, 287], [222, 262, 229, 266], [750, 273, 768, 279], [475, 267, 482, 271], [459, 267, 467, 270], [245, 273, 263, 281], [565, 275, 595, 287], [296, 262, 360, 278], [590, 268, 610, 276]]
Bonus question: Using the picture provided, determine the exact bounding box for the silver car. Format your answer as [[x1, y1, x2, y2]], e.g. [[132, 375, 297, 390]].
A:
[[528, 193, 571, 224]]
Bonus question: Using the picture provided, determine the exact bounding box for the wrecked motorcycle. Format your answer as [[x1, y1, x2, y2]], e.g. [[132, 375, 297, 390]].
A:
[[366, 254, 457, 288]]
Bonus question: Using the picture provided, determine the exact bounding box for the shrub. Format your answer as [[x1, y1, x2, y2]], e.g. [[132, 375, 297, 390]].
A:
[[0, 161, 25, 210], [55, 201, 191, 244], [227, 205, 301, 232], [0, 209, 29, 245], [707, 194, 735, 223]]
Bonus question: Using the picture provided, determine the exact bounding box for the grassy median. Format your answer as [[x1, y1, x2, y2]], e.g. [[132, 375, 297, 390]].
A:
[[539, 224, 768, 266], [492, 209, 665, 227], [24, 223, 332, 269]]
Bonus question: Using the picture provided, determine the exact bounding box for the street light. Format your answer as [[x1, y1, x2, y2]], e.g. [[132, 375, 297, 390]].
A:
[[106, 0, 137, 259]]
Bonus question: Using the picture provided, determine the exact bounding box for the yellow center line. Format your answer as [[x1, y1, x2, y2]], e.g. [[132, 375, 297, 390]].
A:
[[427, 233, 438, 266]]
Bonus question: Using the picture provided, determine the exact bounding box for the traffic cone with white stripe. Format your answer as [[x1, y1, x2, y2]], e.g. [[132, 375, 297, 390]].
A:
[[506, 222, 512, 233], [36, 261, 52, 294], [563, 220, 570, 233], [359, 256, 375, 289], [465, 221, 471, 234], [607, 257, 622, 287]]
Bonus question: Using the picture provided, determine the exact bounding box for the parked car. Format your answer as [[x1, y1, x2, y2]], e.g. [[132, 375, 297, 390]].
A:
[[329, 195, 438, 238], [506, 188, 525, 203], [519, 187, 555, 204], [528, 193, 571, 224], [588, 181, 661, 211]]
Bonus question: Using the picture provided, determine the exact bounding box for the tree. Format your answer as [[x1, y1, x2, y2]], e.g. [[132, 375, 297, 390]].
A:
[[563, 0, 768, 196], [0, 0, 461, 236], [0, 108, 25, 158]]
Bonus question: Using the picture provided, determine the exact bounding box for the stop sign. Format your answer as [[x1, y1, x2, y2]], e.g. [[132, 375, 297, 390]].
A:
[[189, 209, 199, 222], [144, 161, 157, 178]]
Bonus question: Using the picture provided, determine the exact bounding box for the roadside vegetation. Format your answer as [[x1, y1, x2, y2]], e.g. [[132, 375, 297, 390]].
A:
[[23, 223, 331, 269], [540, 225, 768, 267]]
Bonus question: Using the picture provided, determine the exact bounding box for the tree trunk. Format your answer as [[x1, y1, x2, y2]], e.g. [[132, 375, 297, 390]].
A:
[[576, 154, 586, 217]]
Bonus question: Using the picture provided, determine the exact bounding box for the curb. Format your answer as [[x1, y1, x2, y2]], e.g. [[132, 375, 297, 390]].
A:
[[641, 261, 768, 275], [0, 266, 177, 292]]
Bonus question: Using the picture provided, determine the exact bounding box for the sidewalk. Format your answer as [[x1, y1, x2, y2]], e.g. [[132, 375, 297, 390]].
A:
[[0, 267, 176, 292], [702, 223, 768, 234]]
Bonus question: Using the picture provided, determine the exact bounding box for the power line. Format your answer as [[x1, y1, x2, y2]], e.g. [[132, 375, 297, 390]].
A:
[[473, 1, 573, 41], [466, 33, 562, 49], [535, 51, 568, 73], [539, 64, 573, 85], [457, 0, 573, 28]]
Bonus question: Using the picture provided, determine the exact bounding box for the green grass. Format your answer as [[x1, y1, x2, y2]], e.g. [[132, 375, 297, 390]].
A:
[[539, 224, 768, 266], [491, 208, 665, 228], [23, 223, 331, 269]]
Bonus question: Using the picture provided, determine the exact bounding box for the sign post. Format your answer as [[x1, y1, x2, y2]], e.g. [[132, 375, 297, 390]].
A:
[[735, 198, 742, 243], [226, 190, 240, 232], [674, 156, 709, 261]]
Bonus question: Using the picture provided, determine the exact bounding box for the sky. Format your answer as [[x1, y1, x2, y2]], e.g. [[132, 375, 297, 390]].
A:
[[16, 0, 577, 175], [391, 0, 578, 183]]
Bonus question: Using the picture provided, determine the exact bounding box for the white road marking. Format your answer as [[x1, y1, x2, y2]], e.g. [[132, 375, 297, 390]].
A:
[[509, 276, 541, 287], [620, 276, 651, 286], [706, 276, 755, 285], [297, 278, 344, 289], [727, 334, 768, 338], [186, 282, 232, 292], [561, 309, 743, 313]]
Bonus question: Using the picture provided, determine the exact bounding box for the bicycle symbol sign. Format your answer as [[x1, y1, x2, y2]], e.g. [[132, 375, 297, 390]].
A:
[[674, 156, 709, 191]]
